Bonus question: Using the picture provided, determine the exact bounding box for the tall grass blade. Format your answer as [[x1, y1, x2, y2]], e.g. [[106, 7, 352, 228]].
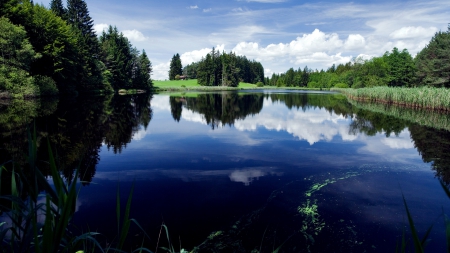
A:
[[118, 183, 135, 250], [402, 194, 424, 253], [160, 224, 175, 253]]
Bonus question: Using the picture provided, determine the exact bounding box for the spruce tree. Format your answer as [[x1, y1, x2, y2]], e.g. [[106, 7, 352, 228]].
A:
[[415, 26, 450, 87], [168, 53, 182, 80], [50, 0, 66, 19], [67, 0, 103, 90]]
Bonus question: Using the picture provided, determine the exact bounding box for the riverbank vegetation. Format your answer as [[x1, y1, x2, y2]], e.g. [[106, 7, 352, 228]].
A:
[[0, 0, 152, 99], [267, 25, 450, 90], [332, 86, 450, 111]]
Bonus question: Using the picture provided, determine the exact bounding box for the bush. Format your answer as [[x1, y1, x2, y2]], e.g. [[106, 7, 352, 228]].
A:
[[181, 84, 186, 88], [307, 81, 319, 88], [256, 82, 264, 87], [34, 75, 59, 96], [334, 83, 349, 88], [175, 74, 181, 80]]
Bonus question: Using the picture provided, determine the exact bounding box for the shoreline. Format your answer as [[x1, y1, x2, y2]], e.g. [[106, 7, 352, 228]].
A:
[[332, 87, 450, 112]]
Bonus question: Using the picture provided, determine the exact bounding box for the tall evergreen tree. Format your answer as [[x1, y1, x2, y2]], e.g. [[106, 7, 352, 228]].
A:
[[168, 53, 182, 80], [415, 26, 450, 87], [50, 0, 66, 19], [67, 0, 103, 90]]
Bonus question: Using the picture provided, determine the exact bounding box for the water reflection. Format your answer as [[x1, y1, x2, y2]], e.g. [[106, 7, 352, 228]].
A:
[[2, 91, 450, 252], [0, 93, 152, 191]]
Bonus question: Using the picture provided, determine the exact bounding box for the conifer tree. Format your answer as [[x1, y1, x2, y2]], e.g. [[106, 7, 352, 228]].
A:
[[67, 0, 103, 90], [415, 26, 450, 87], [168, 53, 182, 80], [50, 0, 66, 19]]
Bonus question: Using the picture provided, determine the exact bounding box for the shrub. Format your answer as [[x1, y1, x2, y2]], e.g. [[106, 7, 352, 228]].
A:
[[334, 83, 349, 88], [256, 82, 264, 87], [175, 74, 181, 80], [34, 75, 59, 96]]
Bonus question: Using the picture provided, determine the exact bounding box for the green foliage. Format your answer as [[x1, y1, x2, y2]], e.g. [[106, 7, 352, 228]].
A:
[[256, 81, 264, 87], [384, 48, 416, 87], [34, 75, 59, 96], [0, 17, 39, 98], [169, 53, 182, 80], [100, 26, 152, 90], [334, 82, 349, 88], [415, 26, 450, 87], [192, 48, 263, 86], [50, 0, 67, 20], [334, 86, 450, 111], [25, 4, 78, 93]]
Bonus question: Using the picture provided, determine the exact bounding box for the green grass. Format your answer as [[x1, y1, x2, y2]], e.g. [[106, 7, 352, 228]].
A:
[[332, 87, 450, 111], [153, 79, 332, 92], [153, 79, 260, 91]]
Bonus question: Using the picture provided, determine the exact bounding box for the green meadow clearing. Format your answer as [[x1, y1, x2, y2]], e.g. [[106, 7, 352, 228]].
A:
[[152, 79, 257, 91]]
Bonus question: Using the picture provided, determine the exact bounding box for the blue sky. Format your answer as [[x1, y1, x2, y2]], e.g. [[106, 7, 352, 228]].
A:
[[37, 0, 450, 80]]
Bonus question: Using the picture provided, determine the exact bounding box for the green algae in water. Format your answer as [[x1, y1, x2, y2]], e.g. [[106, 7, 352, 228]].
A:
[[297, 168, 373, 250]]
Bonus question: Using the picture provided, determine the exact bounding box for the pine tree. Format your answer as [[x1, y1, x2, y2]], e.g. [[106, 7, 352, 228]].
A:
[[415, 26, 450, 87], [50, 0, 66, 19], [67, 0, 98, 56], [168, 53, 182, 80], [67, 0, 103, 90]]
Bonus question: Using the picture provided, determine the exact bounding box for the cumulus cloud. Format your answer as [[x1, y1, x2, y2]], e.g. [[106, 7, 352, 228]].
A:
[[122, 29, 148, 42], [94, 23, 109, 35], [152, 62, 170, 80], [180, 44, 225, 65], [233, 97, 353, 145], [189, 5, 199, 9], [389, 26, 438, 40]]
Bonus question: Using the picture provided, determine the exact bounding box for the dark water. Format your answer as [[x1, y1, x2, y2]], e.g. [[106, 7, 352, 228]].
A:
[[1, 90, 450, 252]]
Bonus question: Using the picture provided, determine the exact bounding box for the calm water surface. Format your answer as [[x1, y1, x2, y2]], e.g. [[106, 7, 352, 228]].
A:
[[1, 90, 450, 252]]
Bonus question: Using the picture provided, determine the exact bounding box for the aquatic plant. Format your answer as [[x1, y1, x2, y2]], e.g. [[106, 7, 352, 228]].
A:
[[333, 87, 450, 111]]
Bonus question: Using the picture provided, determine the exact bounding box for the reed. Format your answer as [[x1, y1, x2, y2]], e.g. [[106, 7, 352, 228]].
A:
[[332, 87, 450, 111], [348, 100, 450, 132]]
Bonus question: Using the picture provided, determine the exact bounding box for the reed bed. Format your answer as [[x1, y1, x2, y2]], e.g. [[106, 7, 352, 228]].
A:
[[332, 87, 450, 111], [348, 100, 450, 132]]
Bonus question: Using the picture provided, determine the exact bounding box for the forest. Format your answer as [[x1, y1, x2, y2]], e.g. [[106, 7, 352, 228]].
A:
[[0, 0, 153, 98], [266, 26, 450, 89], [169, 48, 265, 87]]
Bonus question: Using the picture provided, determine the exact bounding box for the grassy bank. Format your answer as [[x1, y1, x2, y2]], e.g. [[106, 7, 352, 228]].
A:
[[333, 87, 450, 111], [153, 79, 331, 92], [348, 100, 450, 132]]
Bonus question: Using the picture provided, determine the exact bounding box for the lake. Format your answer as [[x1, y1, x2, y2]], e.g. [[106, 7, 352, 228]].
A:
[[1, 90, 450, 252]]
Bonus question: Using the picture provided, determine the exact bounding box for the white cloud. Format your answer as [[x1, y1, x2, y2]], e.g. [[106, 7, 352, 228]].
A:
[[389, 26, 438, 40], [94, 23, 109, 35], [203, 8, 212, 13], [229, 168, 279, 186], [122, 29, 148, 42], [189, 5, 199, 9], [182, 110, 207, 125], [233, 97, 352, 145], [180, 44, 225, 65], [152, 62, 170, 80]]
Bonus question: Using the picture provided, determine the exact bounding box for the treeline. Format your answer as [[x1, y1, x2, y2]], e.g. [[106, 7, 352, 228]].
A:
[[0, 0, 152, 98], [182, 48, 265, 86], [269, 25, 450, 89]]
